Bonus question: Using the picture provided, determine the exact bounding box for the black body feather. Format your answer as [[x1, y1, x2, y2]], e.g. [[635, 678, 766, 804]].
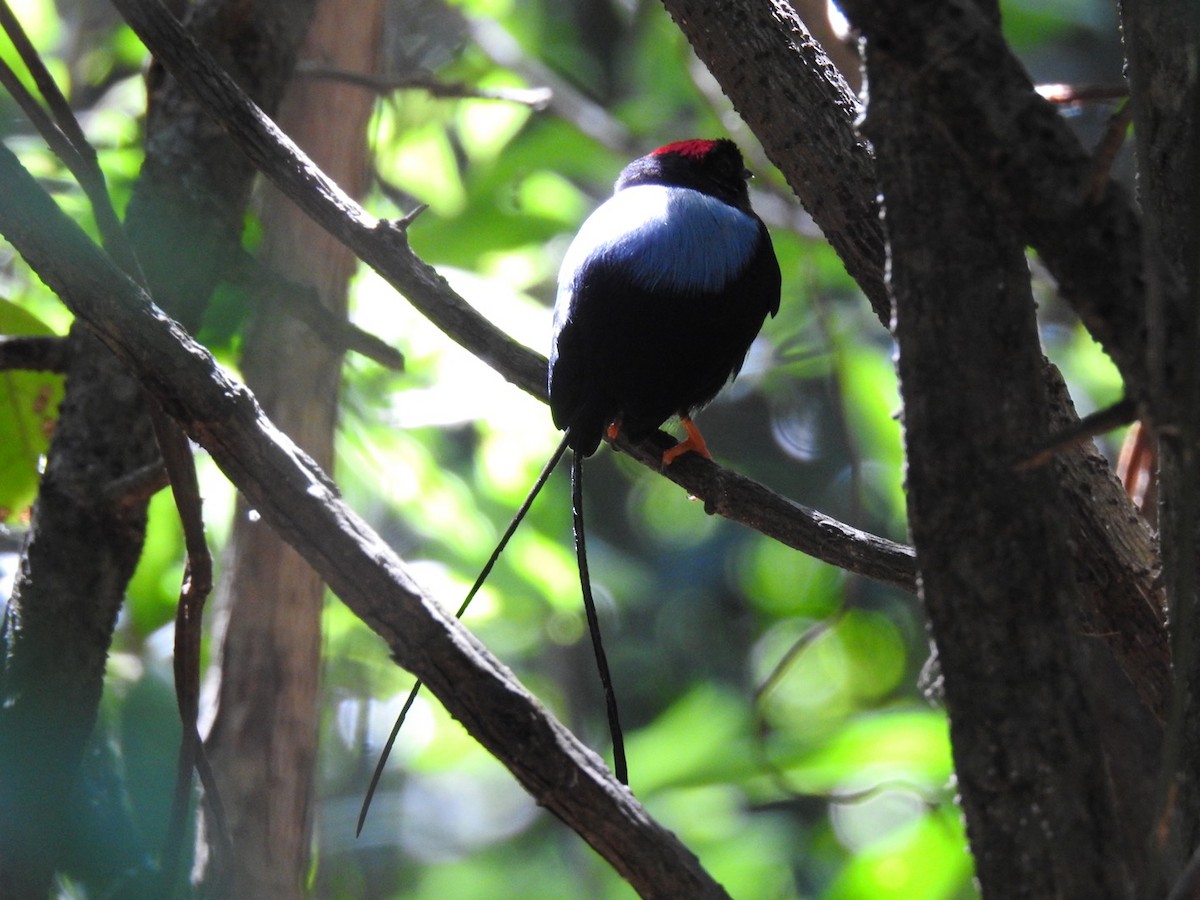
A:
[[550, 139, 781, 456]]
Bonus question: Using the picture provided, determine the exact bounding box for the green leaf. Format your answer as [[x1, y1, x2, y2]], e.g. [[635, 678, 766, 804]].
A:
[[0, 298, 63, 522]]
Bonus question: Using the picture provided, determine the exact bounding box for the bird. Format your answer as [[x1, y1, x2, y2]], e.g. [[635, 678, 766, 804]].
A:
[[546, 139, 781, 782], [549, 138, 781, 462], [358, 140, 780, 817]]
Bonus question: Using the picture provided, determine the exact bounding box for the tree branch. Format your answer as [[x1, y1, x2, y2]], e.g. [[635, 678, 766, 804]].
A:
[[1121, 0, 1200, 868], [614, 429, 915, 591], [231, 250, 406, 371]]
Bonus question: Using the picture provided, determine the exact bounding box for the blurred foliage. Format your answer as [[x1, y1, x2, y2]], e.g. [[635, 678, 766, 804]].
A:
[[0, 0, 1128, 896], [0, 299, 62, 522]]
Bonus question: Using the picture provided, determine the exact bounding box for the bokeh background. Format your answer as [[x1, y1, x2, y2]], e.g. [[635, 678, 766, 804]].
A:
[[0, 0, 1129, 896]]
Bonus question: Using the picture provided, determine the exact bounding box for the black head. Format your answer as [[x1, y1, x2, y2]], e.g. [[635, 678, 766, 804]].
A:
[[614, 139, 753, 213]]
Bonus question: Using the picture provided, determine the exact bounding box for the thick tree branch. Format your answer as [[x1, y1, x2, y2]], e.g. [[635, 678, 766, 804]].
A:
[[861, 19, 1134, 892], [110, 0, 913, 590], [0, 141, 733, 900], [835, 0, 1148, 403]]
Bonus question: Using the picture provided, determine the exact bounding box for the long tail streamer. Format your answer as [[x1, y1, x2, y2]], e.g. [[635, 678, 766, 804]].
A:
[[357, 432, 571, 836], [571, 449, 628, 784]]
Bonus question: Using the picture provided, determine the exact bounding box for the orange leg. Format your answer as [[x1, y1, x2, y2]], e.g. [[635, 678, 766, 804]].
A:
[[662, 416, 712, 465]]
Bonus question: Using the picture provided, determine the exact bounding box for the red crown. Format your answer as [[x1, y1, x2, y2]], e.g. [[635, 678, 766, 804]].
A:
[[650, 139, 720, 159]]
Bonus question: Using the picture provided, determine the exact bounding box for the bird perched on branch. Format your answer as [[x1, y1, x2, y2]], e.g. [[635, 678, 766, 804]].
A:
[[546, 138, 781, 781], [550, 138, 781, 462], [360, 140, 781, 810]]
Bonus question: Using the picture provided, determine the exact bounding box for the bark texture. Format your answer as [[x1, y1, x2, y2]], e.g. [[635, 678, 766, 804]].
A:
[[661, 0, 887, 322], [1121, 0, 1200, 872], [833, 0, 1164, 894], [864, 40, 1131, 892]]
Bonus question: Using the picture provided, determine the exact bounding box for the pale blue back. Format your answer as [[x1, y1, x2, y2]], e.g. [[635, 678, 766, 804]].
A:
[[556, 184, 760, 306]]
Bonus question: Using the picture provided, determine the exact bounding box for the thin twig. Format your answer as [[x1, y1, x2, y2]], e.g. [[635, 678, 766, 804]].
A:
[[104, 460, 170, 509], [753, 612, 844, 705], [1015, 396, 1137, 471], [391, 201, 428, 231], [1034, 83, 1130, 105], [1088, 99, 1135, 204], [295, 61, 552, 108], [232, 252, 406, 371], [154, 405, 224, 887]]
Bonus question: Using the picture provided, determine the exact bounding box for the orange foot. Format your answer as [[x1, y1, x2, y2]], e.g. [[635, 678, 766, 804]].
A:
[[662, 417, 712, 465]]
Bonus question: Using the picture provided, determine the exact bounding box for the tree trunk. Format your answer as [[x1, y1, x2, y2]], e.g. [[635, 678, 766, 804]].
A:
[[201, 1, 384, 894], [1121, 0, 1200, 871], [864, 18, 1132, 890]]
